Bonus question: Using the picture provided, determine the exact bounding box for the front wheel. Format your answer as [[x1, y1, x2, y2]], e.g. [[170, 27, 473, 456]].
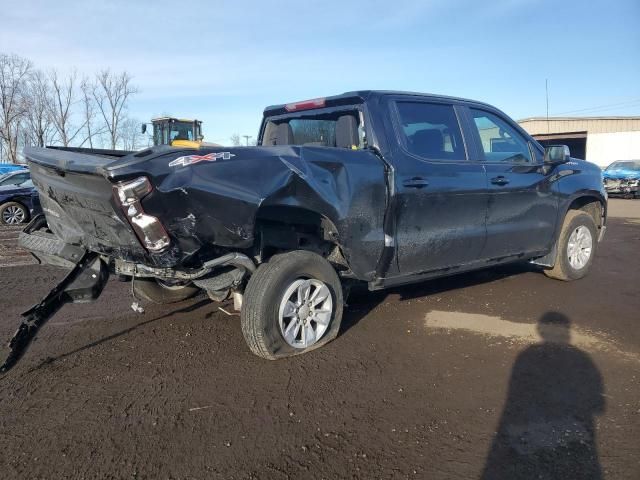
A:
[[241, 250, 343, 359], [544, 210, 598, 281]]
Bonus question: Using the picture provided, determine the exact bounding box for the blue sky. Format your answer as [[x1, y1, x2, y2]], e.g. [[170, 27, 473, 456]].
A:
[[2, 0, 639, 144]]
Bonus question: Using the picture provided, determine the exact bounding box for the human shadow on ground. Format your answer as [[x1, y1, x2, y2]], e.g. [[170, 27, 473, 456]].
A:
[[481, 311, 605, 480]]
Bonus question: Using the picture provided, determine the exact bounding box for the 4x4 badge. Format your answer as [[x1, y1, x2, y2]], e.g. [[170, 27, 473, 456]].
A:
[[169, 152, 235, 167]]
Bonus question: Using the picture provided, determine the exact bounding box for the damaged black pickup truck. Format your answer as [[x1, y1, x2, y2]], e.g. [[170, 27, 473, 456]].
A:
[[3, 90, 607, 370]]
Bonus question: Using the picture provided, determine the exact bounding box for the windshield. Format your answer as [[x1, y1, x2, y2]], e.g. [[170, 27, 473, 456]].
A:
[[605, 161, 640, 172], [0, 171, 30, 186], [170, 122, 195, 141], [153, 121, 199, 145]]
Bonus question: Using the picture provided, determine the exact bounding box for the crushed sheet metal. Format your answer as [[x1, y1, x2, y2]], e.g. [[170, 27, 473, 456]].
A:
[[26, 144, 388, 279]]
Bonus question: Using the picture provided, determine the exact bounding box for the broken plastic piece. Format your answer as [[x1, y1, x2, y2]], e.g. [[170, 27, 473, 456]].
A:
[[0, 251, 109, 373]]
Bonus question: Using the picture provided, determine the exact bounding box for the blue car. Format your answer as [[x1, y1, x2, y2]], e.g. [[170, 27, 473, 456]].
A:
[[0, 177, 41, 225], [0, 164, 27, 175], [602, 160, 640, 198]]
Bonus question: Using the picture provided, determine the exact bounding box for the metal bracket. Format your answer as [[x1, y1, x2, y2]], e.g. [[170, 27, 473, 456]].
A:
[[0, 251, 109, 373], [530, 242, 557, 268]]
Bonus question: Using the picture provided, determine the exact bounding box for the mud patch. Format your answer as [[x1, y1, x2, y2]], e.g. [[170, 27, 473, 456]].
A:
[[424, 310, 639, 362]]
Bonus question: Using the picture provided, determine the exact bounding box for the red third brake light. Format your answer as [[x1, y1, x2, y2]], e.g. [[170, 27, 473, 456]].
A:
[[284, 97, 326, 112]]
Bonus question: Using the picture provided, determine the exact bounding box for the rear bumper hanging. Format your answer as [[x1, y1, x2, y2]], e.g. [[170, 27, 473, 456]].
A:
[[0, 251, 109, 373]]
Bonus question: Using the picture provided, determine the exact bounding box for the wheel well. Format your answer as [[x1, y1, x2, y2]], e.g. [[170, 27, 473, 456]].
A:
[[1, 200, 29, 215], [567, 196, 603, 230], [254, 205, 348, 268], [1, 199, 27, 208]]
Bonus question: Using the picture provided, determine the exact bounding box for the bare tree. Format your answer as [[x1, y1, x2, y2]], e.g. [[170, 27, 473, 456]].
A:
[[230, 133, 241, 146], [93, 70, 137, 150], [23, 70, 56, 147], [47, 69, 87, 147], [79, 76, 104, 148], [120, 117, 144, 151], [0, 53, 32, 163]]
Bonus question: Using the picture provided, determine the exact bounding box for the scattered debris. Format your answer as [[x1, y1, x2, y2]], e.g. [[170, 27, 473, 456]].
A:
[[189, 405, 214, 412], [131, 301, 145, 314], [218, 306, 238, 317]]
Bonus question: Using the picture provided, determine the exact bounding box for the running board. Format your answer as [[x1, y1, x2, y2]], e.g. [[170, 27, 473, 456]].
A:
[[0, 251, 109, 373]]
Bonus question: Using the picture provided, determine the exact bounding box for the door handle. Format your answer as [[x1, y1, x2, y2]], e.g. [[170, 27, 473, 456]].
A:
[[490, 176, 510, 186], [403, 177, 429, 188]]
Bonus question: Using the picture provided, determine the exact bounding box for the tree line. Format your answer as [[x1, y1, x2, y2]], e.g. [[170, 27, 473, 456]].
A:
[[0, 52, 143, 163]]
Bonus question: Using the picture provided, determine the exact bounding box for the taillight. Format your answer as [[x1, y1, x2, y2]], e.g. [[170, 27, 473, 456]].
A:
[[114, 177, 170, 252], [284, 97, 326, 112]]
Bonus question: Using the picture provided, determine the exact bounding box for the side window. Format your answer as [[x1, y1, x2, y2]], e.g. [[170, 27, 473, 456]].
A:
[[6, 173, 28, 185], [395, 102, 466, 161], [470, 109, 532, 163]]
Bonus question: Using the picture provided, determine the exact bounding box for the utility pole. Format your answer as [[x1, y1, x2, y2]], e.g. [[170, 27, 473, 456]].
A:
[[545, 78, 550, 133], [242, 135, 252, 146]]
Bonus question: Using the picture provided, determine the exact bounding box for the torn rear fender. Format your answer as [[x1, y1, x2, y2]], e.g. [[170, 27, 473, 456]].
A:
[[141, 146, 388, 280]]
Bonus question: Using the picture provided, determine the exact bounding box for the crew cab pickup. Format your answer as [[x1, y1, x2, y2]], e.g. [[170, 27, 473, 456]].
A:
[[3, 91, 607, 370]]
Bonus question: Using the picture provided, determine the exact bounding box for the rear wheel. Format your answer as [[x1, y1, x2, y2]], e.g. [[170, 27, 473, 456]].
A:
[[544, 210, 597, 281], [132, 278, 199, 304], [0, 202, 29, 225], [241, 250, 343, 359]]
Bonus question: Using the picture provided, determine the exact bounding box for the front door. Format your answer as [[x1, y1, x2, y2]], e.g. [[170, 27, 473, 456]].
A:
[[466, 107, 558, 259], [391, 100, 488, 276]]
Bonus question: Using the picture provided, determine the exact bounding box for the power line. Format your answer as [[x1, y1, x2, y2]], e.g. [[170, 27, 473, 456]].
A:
[[553, 98, 640, 116]]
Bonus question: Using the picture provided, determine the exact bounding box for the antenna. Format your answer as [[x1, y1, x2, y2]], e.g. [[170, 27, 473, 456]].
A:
[[545, 79, 550, 133]]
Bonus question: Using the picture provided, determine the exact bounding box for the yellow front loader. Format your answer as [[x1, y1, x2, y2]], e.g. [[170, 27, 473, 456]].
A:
[[142, 118, 219, 148]]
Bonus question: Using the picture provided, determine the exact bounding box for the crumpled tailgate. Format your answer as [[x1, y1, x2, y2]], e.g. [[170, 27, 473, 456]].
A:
[[28, 162, 147, 260]]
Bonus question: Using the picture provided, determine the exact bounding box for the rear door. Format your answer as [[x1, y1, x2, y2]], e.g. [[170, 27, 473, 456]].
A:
[[389, 99, 488, 276], [465, 107, 558, 259]]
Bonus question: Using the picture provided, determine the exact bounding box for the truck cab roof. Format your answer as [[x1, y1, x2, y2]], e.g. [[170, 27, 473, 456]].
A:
[[263, 90, 496, 116]]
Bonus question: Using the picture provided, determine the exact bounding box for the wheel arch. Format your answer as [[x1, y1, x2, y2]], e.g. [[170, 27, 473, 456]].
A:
[[562, 191, 606, 233], [535, 192, 605, 269], [253, 204, 350, 270]]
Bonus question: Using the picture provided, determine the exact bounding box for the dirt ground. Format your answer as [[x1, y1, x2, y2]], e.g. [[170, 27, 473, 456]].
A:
[[0, 200, 639, 479]]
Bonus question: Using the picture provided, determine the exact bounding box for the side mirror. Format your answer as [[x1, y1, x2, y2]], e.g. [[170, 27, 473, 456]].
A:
[[141, 124, 147, 135], [544, 145, 570, 164]]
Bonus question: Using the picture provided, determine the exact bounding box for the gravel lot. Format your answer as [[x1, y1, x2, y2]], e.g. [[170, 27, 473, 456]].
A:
[[0, 199, 639, 479]]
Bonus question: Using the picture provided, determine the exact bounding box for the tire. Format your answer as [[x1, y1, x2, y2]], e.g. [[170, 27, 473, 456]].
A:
[[544, 210, 598, 281], [241, 250, 343, 360], [0, 201, 29, 225], [132, 278, 199, 304]]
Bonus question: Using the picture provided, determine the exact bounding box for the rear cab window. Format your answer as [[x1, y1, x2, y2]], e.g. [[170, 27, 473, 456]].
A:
[[394, 101, 466, 161], [260, 108, 364, 149]]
